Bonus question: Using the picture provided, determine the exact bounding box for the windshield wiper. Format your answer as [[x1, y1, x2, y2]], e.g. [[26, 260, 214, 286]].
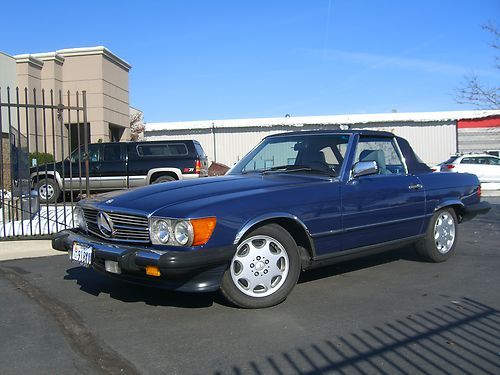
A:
[[240, 165, 292, 174], [261, 165, 336, 177]]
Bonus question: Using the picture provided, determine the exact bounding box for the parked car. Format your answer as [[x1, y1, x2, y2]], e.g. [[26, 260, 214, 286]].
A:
[[53, 130, 490, 308], [440, 153, 500, 183], [31, 140, 208, 203]]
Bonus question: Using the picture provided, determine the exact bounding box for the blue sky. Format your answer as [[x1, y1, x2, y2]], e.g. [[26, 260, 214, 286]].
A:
[[2, 0, 499, 122]]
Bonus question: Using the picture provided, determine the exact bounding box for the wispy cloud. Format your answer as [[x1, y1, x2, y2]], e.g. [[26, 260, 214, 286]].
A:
[[303, 48, 499, 78]]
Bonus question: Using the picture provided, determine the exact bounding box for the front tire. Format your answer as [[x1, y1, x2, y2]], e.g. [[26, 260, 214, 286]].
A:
[[416, 208, 458, 262], [220, 224, 301, 308]]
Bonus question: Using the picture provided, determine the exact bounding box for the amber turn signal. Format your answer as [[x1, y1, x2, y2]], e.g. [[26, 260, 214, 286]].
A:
[[146, 265, 161, 277], [190, 217, 217, 246]]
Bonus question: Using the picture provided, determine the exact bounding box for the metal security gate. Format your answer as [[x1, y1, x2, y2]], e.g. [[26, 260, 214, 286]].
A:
[[0, 87, 89, 240]]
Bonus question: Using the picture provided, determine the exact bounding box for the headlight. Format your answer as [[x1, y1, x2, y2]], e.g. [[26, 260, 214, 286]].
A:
[[174, 221, 193, 246], [150, 217, 216, 247], [152, 219, 170, 244], [74, 207, 87, 231]]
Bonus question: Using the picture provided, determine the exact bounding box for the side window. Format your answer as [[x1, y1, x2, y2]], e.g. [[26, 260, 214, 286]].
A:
[[461, 158, 473, 164], [137, 143, 188, 157], [168, 143, 189, 156], [70, 145, 99, 162], [488, 157, 500, 165], [70, 148, 83, 162], [102, 145, 123, 161], [354, 137, 405, 175], [88, 145, 99, 162]]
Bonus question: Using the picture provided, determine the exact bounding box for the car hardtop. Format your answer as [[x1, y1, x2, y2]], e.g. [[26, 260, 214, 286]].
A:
[[77, 139, 202, 148], [261, 129, 431, 174], [70, 140, 205, 158], [265, 129, 396, 139]]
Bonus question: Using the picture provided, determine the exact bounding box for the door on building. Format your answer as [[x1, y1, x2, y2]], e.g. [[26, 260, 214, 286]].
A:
[[109, 124, 125, 142], [66, 123, 91, 155]]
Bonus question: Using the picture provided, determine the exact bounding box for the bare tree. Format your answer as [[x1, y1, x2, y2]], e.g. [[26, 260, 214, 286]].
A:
[[130, 110, 145, 141], [455, 23, 500, 109]]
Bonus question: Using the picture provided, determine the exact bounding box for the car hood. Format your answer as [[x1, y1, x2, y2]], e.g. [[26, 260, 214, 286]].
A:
[[82, 174, 333, 216]]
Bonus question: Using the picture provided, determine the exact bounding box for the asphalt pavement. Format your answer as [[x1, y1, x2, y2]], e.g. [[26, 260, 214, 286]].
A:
[[0, 200, 499, 374]]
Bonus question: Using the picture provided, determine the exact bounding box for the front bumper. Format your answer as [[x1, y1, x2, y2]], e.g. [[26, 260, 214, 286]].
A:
[[53, 230, 236, 293]]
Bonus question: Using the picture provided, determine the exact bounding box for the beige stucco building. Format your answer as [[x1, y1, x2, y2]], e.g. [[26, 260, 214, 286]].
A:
[[2, 46, 131, 158]]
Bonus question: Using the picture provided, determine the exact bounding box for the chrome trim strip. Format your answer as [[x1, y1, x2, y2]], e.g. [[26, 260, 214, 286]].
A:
[[311, 214, 427, 238], [434, 200, 464, 212], [233, 213, 316, 256]]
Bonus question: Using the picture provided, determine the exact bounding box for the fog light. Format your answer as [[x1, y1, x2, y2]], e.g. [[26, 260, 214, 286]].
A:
[[146, 265, 161, 277], [105, 260, 121, 274]]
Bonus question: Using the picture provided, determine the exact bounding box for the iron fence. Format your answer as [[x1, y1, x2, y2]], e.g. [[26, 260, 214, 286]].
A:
[[0, 86, 89, 240]]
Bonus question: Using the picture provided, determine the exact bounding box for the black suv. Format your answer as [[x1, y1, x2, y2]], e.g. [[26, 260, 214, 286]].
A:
[[31, 140, 208, 203]]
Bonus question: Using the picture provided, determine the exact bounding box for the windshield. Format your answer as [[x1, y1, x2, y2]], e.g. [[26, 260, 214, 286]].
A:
[[229, 134, 350, 177]]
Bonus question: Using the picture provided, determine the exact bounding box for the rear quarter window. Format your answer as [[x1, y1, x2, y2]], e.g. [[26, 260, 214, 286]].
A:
[[194, 143, 206, 157], [136, 143, 189, 157]]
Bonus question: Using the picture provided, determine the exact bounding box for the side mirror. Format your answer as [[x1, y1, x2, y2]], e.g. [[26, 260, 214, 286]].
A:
[[352, 160, 378, 178]]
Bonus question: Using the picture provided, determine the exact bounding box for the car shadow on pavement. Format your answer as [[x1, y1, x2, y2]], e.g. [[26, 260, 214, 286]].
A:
[[299, 245, 421, 284], [215, 297, 500, 374], [64, 266, 225, 308], [63, 245, 422, 309]]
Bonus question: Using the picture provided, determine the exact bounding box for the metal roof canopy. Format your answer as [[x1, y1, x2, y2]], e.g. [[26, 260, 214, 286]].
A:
[[145, 110, 500, 132]]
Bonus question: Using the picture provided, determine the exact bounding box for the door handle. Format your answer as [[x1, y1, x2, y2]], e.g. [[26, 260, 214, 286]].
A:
[[408, 183, 423, 190]]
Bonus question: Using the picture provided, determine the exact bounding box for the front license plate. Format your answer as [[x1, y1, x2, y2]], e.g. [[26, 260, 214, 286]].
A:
[[71, 242, 93, 267]]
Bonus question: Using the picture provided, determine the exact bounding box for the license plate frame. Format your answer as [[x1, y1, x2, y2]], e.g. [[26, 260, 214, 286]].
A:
[[71, 242, 93, 267]]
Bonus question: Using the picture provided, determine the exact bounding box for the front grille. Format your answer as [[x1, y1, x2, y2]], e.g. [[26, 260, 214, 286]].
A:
[[82, 207, 150, 243]]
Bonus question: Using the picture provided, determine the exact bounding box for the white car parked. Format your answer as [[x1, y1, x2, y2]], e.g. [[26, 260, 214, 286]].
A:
[[440, 153, 500, 183]]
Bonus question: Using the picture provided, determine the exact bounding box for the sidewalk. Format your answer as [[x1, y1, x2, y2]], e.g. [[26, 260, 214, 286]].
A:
[[0, 240, 63, 262]]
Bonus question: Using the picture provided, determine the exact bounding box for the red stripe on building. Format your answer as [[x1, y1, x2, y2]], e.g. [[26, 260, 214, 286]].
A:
[[458, 115, 500, 128]]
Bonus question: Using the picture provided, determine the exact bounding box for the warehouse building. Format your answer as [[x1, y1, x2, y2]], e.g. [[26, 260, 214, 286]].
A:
[[145, 110, 500, 167]]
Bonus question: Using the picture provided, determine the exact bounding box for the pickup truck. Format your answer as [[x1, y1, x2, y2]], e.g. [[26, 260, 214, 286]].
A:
[[31, 140, 208, 203], [53, 130, 490, 308]]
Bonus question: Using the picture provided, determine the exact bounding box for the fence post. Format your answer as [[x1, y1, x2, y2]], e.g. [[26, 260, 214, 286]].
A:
[[82, 91, 90, 198]]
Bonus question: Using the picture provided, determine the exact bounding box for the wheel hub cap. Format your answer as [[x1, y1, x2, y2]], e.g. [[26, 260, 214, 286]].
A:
[[230, 235, 289, 298], [434, 212, 456, 254], [39, 184, 54, 200]]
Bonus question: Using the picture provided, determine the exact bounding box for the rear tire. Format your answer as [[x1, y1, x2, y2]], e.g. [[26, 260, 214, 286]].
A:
[[36, 178, 60, 204], [151, 175, 176, 184], [220, 224, 301, 308], [416, 208, 458, 262]]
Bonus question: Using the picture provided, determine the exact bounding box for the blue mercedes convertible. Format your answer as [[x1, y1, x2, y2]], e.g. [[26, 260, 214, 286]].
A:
[[53, 130, 490, 308]]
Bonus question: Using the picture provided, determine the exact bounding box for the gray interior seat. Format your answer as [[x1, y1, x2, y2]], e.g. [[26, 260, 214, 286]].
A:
[[301, 150, 326, 165], [359, 149, 391, 174]]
